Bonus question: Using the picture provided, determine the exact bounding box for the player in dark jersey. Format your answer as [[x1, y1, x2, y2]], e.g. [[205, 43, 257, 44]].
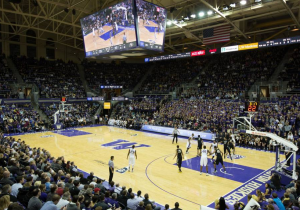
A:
[[213, 146, 226, 173], [197, 135, 203, 157], [223, 135, 232, 160], [174, 145, 184, 172]]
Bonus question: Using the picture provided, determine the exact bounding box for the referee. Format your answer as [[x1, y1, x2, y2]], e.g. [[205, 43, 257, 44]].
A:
[[172, 126, 180, 144], [108, 156, 114, 184]]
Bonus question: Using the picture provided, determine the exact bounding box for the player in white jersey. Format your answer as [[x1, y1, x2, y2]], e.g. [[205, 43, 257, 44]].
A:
[[210, 140, 218, 163], [127, 145, 137, 172], [186, 133, 194, 154], [92, 27, 96, 43], [200, 145, 212, 176]]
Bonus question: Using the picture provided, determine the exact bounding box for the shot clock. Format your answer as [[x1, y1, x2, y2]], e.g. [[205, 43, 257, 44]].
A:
[[244, 101, 259, 112]]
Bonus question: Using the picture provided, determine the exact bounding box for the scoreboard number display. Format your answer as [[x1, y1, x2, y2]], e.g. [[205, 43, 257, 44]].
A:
[[245, 101, 259, 112]]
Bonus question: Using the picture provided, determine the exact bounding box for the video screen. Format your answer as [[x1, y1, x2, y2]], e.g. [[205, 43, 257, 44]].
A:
[[80, 0, 137, 57], [136, 0, 166, 51]]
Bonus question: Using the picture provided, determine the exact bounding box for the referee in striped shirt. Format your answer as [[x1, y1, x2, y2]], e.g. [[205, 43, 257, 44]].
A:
[[172, 126, 180, 144]]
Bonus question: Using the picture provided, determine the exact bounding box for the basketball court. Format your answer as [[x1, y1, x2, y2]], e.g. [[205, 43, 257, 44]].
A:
[[12, 126, 285, 209], [138, 20, 164, 45], [83, 25, 137, 52]]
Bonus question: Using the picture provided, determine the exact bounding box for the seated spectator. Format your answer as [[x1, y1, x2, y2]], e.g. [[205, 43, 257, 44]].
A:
[[267, 198, 279, 210], [256, 189, 265, 202], [39, 184, 47, 202], [117, 190, 128, 208], [66, 195, 80, 210], [57, 192, 71, 209], [40, 194, 61, 210], [94, 194, 110, 210], [215, 197, 229, 210], [0, 184, 18, 202], [127, 193, 139, 210], [47, 184, 58, 201], [70, 180, 80, 197], [137, 201, 145, 210], [106, 193, 119, 209], [27, 188, 43, 210], [0, 171, 14, 185], [11, 176, 24, 197], [0, 195, 10, 210], [272, 193, 285, 210], [265, 183, 273, 198]]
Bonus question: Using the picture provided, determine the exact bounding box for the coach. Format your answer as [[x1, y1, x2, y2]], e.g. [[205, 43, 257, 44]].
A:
[[109, 156, 114, 184]]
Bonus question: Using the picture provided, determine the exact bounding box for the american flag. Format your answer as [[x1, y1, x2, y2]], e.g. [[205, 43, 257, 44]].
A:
[[203, 25, 230, 45]]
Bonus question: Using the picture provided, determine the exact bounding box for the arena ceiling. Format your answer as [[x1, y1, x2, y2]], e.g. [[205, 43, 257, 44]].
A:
[[0, 0, 300, 56]]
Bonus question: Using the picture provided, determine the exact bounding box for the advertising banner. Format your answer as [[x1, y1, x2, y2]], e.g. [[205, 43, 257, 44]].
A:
[[141, 125, 216, 140]]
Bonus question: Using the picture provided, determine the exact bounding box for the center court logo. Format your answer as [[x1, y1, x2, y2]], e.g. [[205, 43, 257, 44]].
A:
[[227, 154, 245, 159], [116, 166, 129, 174], [101, 139, 150, 150]]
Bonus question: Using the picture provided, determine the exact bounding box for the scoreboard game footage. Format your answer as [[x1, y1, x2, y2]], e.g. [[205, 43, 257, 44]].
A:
[[80, 0, 137, 57], [136, 0, 166, 51], [80, 0, 166, 57]]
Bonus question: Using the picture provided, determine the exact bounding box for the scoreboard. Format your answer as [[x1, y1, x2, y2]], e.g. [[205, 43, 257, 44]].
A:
[[244, 101, 259, 112]]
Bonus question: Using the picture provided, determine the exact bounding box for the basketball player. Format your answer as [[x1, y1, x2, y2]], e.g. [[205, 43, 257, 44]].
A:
[[127, 145, 137, 172], [213, 146, 226, 173], [114, 21, 118, 33], [92, 26, 96, 43], [186, 137, 191, 154], [123, 32, 127, 44], [197, 135, 203, 156], [154, 26, 157, 41], [200, 145, 212, 176], [174, 145, 184, 172], [210, 140, 218, 163], [110, 30, 113, 46], [186, 133, 194, 154], [223, 135, 232, 160], [99, 22, 105, 34], [146, 14, 150, 25]]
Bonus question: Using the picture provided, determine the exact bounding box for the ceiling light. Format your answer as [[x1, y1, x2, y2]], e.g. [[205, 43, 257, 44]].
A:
[[292, 26, 299, 31], [240, 0, 246, 5], [199, 12, 205, 17], [254, 0, 261, 2], [190, 14, 196, 18], [183, 47, 188, 49], [173, 20, 178, 24], [201, 44, 205, 46], [207, 10, 213, 15], [184, 17, 189, 20], [167, 21, 172, 26], [230, 3, 236, 7]]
